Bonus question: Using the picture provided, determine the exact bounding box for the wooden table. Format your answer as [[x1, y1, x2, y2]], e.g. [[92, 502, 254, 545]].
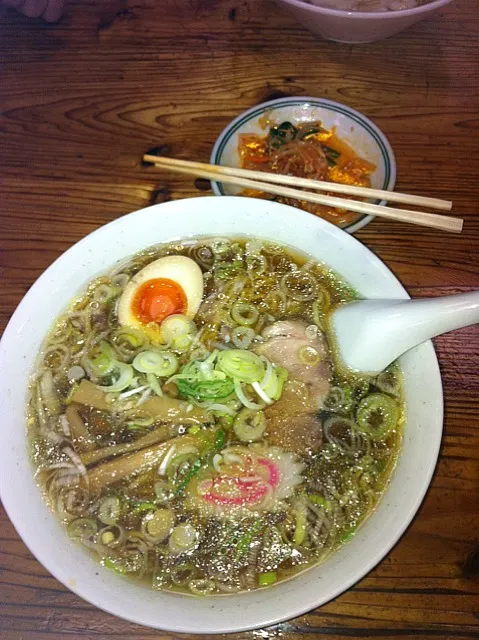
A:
[[1, 0, 478, 638]]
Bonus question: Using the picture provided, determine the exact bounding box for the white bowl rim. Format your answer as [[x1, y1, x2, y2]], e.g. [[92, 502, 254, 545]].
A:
[[0, 196, 443, 634], [277, 0, 454, 19], [210, 96, 397, 235]]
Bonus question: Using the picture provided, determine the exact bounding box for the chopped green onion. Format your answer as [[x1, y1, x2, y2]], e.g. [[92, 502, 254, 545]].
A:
[[203, 402, 236, 417], [176, 355, 234, 402], [112, 326, 149, 358], [231, 326, 255, 349], [102, 556, 133, 574], [127, 423, 145, 431], [142, 508, 175, 543], [174, 458, 203, 496], [252, 381, 273, 405], [356, 393, 399, 440], [146, 372, 163, 396], [103, 557, 125, 574], [188, 424, 201, 435], [167, 452, 200, 482], [160, 314, 196, 351], [258, 571, 277, 586], [317, 288, 331, 312], [293, 502, 307, 546], [119, 384, 148, 400], [153, 480, 174, 503], [177, 374, 234, 402], [231, 302, 259, 326], [133, 350, 178, 377], [64, 382, 79, 405], [260, 364, 287, 402], [126, 415, 154, 428], [308, 494, 332, 511], [339, 526, 357, 544], [98, 495, 121, 525], [93, 283, 118, 304], [234, 379, 264, 410], [236, 520, 263, 559], [281, 270, 318, 302], [354, 377, 371, 399], [99, 525, 125, 548], [324, 385, 354, 414], [173, 334, 193, 352], [101, 531, 116, 545], [376, 365, 401, 397], [169, 562, 196, 586], [97, 362, 134, 393], [168, 524, 197, 555], [67, 517, 98, 539], [216, 349, 264, 383], [84, 341, 116, 376], [215, 428, 226, 450], [234, 408, 266, 442], [132, 501, 157, 513]]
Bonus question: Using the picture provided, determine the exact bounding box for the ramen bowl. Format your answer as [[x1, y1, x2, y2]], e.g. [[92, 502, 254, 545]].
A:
[[275, 0, 455, 43], [211, 96, 396, 234], [0, 196, 442, 633]]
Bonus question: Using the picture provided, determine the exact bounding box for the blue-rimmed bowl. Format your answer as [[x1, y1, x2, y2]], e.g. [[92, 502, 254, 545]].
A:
[[210, 97, 396, 234]]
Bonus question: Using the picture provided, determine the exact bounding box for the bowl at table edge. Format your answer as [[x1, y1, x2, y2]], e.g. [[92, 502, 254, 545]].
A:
[[0, 196, 442, 634], [210, 96, 396, 234], [274, 0, 455, 43]]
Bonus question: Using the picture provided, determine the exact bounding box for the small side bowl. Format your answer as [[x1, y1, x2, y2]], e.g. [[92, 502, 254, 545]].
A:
[[274, 0, 455, 44], [210, 96, 396, 234]]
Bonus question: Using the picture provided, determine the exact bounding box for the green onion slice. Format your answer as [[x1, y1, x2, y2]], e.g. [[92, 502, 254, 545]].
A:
[[97, 362, 134, 393], [231, 302, 259, 326], [177, 373, 234, 402], [216, 349, 264, 383], [356, 393, 399, 439], [375, 365, 401, 397], [133, 350, 178, 377], [142, 508, 175, 543], [98, 495, 121, 525], [234, 408, 266, 442], [67, 517, 98, 540], [258, 571, 277, 587], [168, 524, 197, 555], [231, 326, 255, 349]]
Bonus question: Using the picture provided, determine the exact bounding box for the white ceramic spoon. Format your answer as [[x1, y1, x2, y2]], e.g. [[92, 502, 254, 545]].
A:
[[331, 290, 479, 374]]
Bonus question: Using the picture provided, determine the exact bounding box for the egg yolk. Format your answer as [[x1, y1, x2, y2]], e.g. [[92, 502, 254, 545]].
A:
[[132, 278, 187, 325]]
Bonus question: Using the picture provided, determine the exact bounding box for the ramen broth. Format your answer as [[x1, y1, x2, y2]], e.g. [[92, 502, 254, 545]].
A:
[[28, 237, 403, 595]]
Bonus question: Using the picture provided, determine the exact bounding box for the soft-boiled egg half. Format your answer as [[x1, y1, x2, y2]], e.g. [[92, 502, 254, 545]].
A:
[[118, 255, 204, 332]]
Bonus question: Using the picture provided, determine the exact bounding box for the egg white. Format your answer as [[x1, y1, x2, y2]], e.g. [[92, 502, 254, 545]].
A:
[[118, 255, 204, 329]]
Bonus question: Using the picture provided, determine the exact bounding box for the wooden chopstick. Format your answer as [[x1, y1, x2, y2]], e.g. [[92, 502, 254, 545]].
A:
[[143, 155, 452, 212], [143, 155, 463, 234]]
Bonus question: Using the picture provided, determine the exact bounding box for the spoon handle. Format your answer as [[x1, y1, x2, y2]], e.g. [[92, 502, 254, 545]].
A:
[[333, 291, 479, 374], [384, 290, 479, 339]]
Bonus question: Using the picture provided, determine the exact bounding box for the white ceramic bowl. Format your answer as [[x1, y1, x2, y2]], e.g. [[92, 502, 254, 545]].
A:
[[0, 196, 443, 634], [210, 97, 396, 234], [275, 0, 455, 43]]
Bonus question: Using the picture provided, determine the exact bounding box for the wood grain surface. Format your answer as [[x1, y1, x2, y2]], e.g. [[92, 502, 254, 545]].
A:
[[1, 0, 478, 638]]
